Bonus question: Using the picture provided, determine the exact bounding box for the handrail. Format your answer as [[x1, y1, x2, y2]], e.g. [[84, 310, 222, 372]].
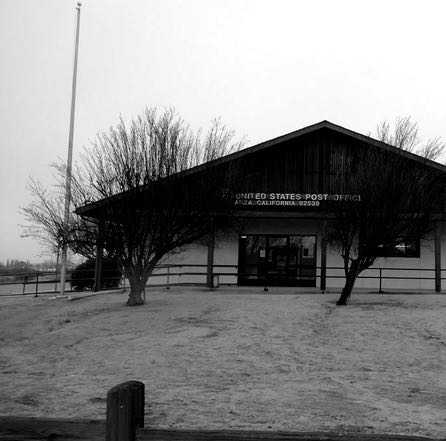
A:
[[0, 264, 444, 296]]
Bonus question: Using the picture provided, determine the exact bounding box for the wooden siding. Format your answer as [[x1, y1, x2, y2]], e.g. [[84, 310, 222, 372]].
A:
[[231, 129, 357, 195], [76, 125, 446, 218]]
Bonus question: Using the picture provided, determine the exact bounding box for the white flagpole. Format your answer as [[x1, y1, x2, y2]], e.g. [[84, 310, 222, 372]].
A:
[[59, 2, 82, 297]]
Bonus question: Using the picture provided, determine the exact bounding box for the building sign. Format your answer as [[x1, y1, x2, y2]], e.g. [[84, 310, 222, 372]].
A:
[[234, 192, 361, 207]]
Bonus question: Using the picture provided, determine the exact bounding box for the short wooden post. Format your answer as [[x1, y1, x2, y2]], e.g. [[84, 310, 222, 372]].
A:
[[106, 381, 145, 441]]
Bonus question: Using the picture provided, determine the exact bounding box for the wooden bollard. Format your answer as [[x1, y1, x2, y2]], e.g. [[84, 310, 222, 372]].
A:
[[106, 381, 145, 441]]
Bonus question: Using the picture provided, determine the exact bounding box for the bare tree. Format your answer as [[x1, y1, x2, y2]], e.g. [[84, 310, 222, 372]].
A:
[[21, 176, 66, 258], [21, 164, 99, 263], [375, 116, 445, 161], [417, 138, 445, 161], [22, 107, 244, 305], [330, 145, 445, 306]]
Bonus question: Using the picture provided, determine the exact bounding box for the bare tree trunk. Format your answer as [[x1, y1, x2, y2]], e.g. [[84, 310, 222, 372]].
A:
[[125, 266, 147, 306], [127, 279, 145, 306], [336, 259, 360, 306], [125, 261, 159, 306]]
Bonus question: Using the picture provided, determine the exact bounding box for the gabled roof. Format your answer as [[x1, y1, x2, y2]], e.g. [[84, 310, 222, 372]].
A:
[[178, 120, 446, 178], [76, 120, 446, 217]]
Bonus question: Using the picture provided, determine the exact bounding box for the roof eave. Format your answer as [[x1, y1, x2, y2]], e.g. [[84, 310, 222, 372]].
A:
[[75, 120, 446, 217]]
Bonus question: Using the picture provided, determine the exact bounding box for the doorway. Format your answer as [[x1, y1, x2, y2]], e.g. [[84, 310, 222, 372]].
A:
[[238, 234, 317, 286]]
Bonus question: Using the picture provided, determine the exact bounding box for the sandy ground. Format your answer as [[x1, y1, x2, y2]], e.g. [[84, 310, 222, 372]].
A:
[[0, 289, 445, 438]]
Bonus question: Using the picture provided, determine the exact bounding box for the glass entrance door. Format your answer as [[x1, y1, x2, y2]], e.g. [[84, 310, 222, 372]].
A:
[[238, 234, 317, 286], [267, 236, 289, 285]]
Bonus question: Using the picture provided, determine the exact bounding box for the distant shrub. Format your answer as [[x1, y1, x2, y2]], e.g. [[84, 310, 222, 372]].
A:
[[71, 258, 122, 291]]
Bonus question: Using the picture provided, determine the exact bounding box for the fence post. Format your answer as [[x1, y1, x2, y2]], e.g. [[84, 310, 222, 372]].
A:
[[320, 220, 327, 291], [378, 268, 383, 294], [166, 265, 170, 290], [106, 380, 145, 441], [35, 273, 39, 297], [54, 271, 58, 293], [435, 221, 441, 292], [22, 275, 26, 295], [206, 223, 215, 288]]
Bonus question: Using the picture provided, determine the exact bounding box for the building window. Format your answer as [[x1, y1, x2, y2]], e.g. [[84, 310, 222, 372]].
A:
[[377, 239, 420, 258]]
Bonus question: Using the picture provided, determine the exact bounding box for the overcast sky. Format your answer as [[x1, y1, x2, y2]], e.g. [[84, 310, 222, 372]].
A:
[[1, 0, 445, 263]]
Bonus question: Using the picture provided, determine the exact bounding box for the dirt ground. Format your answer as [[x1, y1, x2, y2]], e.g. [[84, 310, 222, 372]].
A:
[[0, 289, 445, 438]]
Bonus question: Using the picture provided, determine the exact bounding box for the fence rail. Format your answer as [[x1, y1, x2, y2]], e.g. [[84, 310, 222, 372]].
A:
[[0, 264, 445, 297], [0, 268, 123, 297], [105, 381, 437, 441]]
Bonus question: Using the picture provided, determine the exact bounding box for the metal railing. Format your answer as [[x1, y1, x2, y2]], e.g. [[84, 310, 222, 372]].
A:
[[0, 268, 122, 297], [148, 264, 445, 292], [0, 264, 444, 296]]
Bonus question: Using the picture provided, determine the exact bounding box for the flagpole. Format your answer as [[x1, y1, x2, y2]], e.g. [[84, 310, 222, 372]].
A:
[[59, 2, 82, 297]]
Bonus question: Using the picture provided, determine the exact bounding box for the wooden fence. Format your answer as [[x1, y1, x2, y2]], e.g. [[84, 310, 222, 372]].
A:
[[1, 381, 442, 441]]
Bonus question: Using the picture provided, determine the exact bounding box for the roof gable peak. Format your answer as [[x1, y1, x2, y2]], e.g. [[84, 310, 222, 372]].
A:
[[210, 119, 446, 173]]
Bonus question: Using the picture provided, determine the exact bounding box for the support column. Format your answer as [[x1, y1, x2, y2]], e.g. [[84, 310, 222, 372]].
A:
[[435, 221, 442, 293], [206, 225, 215, 288], [93, 220, 104, 292], [320, 220, 327, 291]]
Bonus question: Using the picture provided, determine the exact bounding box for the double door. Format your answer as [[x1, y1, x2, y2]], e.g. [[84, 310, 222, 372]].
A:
[[238, 234, 317, 286]]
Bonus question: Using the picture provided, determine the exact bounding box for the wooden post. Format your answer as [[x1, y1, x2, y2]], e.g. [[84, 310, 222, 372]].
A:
[[320, 220, 327, 291], [166, 265, 170, 290], [106, 381, 145, 441], [93, 220, 104, 292], [206, 223, 215, 288], [435, 221, 441, 293], [35, 273, 39, 297]]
